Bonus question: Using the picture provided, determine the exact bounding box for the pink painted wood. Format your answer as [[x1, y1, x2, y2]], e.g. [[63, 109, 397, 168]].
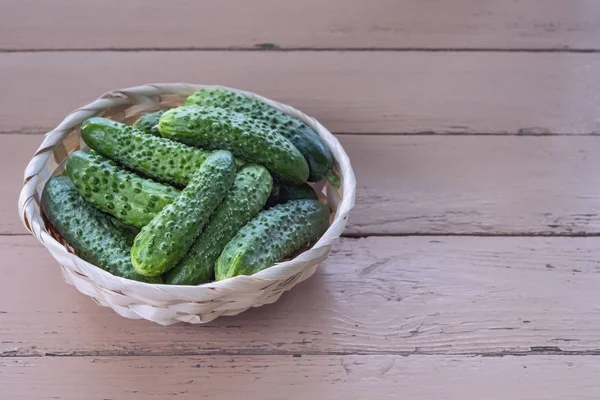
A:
[[2, 0, 599, 398]]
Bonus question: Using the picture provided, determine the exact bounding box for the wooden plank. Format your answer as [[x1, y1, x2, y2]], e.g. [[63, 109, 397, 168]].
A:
[[2, 52, 600, 135], [2, 355, 599, 399], [2, 135, 39, 235], [345, 135, 600, 235], [5, 135, 600, 236], [3, 235, 600, 356], [2, 0, 600, 51]]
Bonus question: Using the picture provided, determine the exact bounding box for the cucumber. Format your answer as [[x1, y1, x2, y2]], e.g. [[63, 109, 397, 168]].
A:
[[81, 117, 212, 187], [41, 176, 161, 283], [215, 199, 330, 280], [132, 109, 167, 136], [165, 164, 273, 285], [65, 150, 179, 228], [131, 150, 236, 277], [185, 88, 333, 182], [158, 105, 309, 183], [266, 180, 318, 208], [109, 218, 139, 245]]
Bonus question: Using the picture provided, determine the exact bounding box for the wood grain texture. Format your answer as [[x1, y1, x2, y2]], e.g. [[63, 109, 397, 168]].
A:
[[2, 135, 39, 235], [4, 135, 600, 236], [345, 135, 600, 235], [3, 235, 600, 356], [2, 355, 600, 400], [2, 52, 600, 135], [2, 0, 600, 51]]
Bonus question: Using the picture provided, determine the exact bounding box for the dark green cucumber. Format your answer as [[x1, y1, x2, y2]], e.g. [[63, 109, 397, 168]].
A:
[[132, 109, 167, 136], [158, 105, 309, 183], [165, 164, 273, 285], [109, 218, 139, 245], [185, 88, 333, 182], [266, 180, 318, 208], [65, 150, 180, 228], [81, 117, 212, 187], [131, 150, 236, 277], [41, 176, 161, 283], [215, 199, 330, 280]]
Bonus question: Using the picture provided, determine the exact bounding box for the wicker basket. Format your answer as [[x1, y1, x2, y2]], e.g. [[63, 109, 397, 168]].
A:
[[18, 83, 355, 325]]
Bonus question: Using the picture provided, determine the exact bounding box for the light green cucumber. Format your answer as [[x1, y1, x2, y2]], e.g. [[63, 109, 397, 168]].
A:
[[158, 105, 309, 183], [131, 150, 236, 277], [81, 117, 212, 187], [185, 88, 333, 182], [65, 150, 179, 228], [41, 176, 161, 283], [132, 109, 167, 136], [164, 164, 273, 285], [215, 199, 330, 280]]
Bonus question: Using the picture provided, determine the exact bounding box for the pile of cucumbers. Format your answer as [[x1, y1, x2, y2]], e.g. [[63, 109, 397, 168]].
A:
[[42, 88, 333, 285]]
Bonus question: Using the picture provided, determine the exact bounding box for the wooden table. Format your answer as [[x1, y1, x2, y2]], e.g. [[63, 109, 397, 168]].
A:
[[3, 1, 600, 398]]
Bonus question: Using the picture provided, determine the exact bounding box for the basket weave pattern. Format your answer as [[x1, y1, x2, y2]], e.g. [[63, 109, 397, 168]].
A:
[[18, 83, 356, 325]]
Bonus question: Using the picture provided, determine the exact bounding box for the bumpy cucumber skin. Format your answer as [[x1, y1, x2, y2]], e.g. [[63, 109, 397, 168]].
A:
[[65, 151, 179, 228], [133, 109, 167, 136], [215, 199, 330, 280], [81, 117, 212, 187], [165, 164, 273, 285], [158, 105, 309, 183], [266, 181, 318, 208], [41, 176, 161, 283], [185, 88, 333, 181], [109, 218, 139, 245], [131, 151, 236, 277]]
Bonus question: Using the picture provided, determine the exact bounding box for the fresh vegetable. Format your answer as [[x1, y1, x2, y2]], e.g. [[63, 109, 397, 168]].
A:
[[266, 180, 318, 208], [81, 117, 212, 186], [131, 150, 236, 277], [158, 105, 309, 183], [41, 176, 161, 283], [133, 109, 167, 136], [65, 150, 179, 228], [185, 88, 333, 182], [108, 218, 139, 245], [215, 199, 330, 280], [165, 164, 273, 285], [46, 91, 337, 287]]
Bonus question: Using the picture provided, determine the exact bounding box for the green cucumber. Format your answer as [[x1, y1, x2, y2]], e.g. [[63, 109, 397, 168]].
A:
[[266, 180, 318, 208], [133, 109, 167, 136], [65, 150, 179, 228], [185, 88, 333, 182], [165, 164, 273, 285], [131, 150, 236, 277], [108, 218, 139, 245], [41, 176, 161, 283], [158, 105, 309, 183], [215, 199, 330, 280], [81, 117, 212, 187]]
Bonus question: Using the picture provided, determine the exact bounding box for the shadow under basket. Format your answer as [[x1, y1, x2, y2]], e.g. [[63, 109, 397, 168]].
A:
[[18, 83, 356, 325]]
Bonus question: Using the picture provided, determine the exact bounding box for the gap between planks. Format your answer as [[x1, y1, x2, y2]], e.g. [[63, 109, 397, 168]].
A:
[[2, 348, 600, 359], [4, 48, 600, 53], [6, 232, 600, 238], [6, 131, 600, 137]]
